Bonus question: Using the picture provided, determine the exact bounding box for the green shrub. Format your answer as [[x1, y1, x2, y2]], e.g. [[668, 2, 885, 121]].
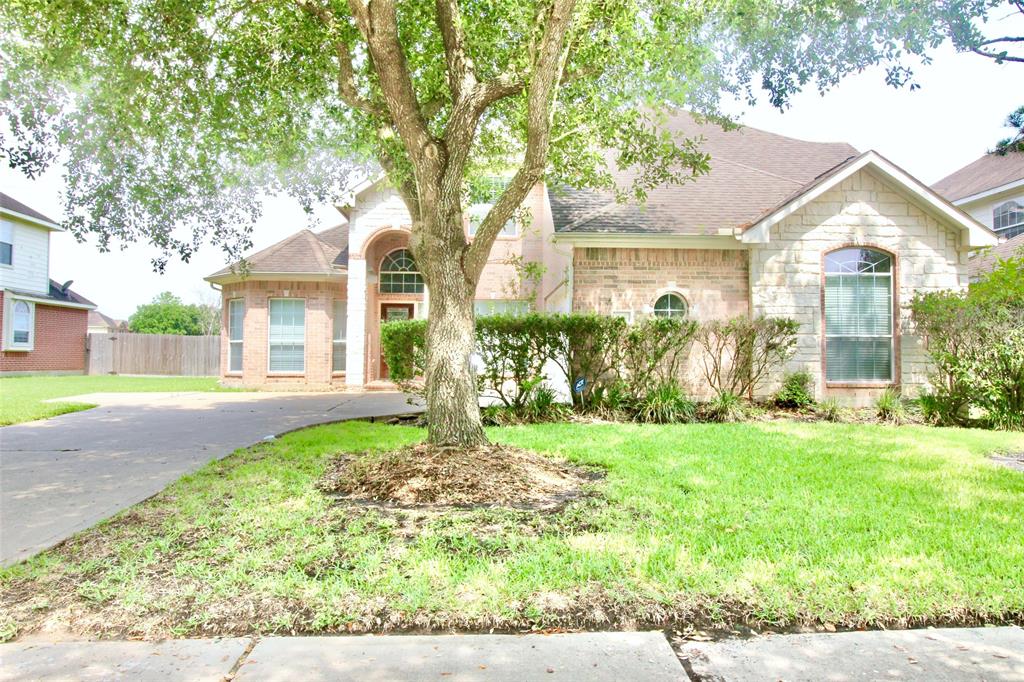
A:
[[910, 253, 1024, 430], [875, 388, 906, 425], [588, 380, 633, 421], [521, 383, 571, 423], [773, 370, 815, 409], [704, 390, 746, 423], [379, 319, 427, 392], [547, 313, 626, 410], [475, 314, 555, 411], [620, 318, 699, 391], [634, 381, 696, 424], [695, 316, 800, 398], [817, 397, 842, 422]]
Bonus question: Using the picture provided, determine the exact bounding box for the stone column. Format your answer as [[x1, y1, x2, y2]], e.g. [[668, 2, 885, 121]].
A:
[[346, 257, 367, 387]]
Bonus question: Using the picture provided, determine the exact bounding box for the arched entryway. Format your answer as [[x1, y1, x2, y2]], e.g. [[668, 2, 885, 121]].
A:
[[361, 228, 427, 382]]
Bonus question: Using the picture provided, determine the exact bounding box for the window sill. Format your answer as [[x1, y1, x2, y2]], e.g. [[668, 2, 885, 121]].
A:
[[2, 347, 31, 353], [267, 373, 306, 378], [825, 381, 896, 389], [225, 372, 242, 377]]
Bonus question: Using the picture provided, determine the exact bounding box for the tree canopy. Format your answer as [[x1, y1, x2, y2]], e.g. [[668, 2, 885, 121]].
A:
[[993, 105, 1024, 154], [2, 0, 1017, 267], [129, 292, 219, 335]]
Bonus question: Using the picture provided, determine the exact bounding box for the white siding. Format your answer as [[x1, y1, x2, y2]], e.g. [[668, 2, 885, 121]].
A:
[[0, 217, 50, 295], [960, 191, 1024, 234]]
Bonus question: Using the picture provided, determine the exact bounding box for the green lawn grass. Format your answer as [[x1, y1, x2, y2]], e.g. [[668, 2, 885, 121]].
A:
[[2, 421, 1022, 641], [0, 375, 227, 425]]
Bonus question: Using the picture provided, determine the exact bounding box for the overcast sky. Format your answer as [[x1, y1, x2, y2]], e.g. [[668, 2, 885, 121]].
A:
[[2, 23, 1022, 319]]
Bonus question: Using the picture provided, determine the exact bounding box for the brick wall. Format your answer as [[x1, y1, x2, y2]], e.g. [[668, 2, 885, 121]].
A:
[[572, 247, 750, 396], [219, 279, 346, 388], [750, 167, 967, 404], [572, 247, 750, 321], [0, 291, 88, 373]]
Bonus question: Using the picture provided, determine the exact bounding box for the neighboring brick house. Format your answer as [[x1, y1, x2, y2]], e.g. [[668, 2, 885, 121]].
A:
[[206, 112, 997, 404], [932, 151, 1024, 280], [1, 193, 96, 374]]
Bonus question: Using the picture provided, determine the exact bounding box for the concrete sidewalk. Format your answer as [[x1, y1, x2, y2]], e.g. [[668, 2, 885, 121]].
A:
[[678, 625, 1024, 681], [0, 632, 685, 681], [4, 627, 1023, 681]]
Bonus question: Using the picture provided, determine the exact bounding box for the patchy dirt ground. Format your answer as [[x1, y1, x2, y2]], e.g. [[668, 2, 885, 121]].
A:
[[318, 443, 599, 507]]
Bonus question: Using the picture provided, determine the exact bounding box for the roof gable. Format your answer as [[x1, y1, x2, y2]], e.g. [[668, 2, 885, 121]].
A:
[[0, 192, 62, 230], [741, 151, 999, 249]]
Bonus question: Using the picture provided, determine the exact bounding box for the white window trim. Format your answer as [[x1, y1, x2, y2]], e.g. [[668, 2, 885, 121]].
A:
[[267, 297, 306, 374], [378, 249, 425, 294], [823, 255, 895, 385], [993, 200, 1024, 235], [227, 298, 244, 374], [3, 296, 35, 351], [0, 222, 13, 268], [652, 291, 688, 319], [332, 300, 347, 374]]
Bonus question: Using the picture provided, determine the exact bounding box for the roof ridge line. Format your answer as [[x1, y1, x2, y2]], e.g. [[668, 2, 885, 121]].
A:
[[712, 156, 806, 185]]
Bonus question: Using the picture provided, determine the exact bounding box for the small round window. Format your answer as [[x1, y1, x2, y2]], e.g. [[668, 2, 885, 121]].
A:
[[653, 293, 687, 319]]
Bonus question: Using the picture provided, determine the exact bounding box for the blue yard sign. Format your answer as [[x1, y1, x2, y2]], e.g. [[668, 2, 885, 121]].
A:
[[573, 377, 587, 394]]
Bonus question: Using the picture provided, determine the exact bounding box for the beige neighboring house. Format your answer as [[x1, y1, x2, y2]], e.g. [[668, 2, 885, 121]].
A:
[[206, 112, 997, 405], [87, 310, 128, 334], [932, 152, 1024, 280]]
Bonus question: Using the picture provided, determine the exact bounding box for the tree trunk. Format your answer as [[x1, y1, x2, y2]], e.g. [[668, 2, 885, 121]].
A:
[[418, 210, 488, 448]]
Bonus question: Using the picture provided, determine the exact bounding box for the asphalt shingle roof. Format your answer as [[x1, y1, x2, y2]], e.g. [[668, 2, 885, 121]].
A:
[[932, 152, 1024, 202], [207, 225, 348, 279], [0, 192, 60, 227], [968, 232, 1024, 279], [551, 111, 859, 235]]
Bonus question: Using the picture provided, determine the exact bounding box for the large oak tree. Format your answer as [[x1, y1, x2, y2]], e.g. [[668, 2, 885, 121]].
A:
[[1, 0, 1013, 446]]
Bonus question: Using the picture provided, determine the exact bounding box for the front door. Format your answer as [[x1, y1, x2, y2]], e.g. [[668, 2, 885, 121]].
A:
[[379, 303, 415, 379]]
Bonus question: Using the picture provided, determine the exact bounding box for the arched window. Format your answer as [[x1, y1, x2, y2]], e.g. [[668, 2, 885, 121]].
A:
[[12, 301, 31, 344], [379, 249, 424, 294], [824, 247, 893, 383], [993, 200, 1024, 238], [653, 293, 687, 319]]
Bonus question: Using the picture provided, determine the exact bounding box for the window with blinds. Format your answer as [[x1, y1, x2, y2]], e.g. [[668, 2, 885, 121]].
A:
[[824, 248, 893, 382], [228, 299, 244, 373], [332, 300, 347, 372], [268, 298, 305, 372]]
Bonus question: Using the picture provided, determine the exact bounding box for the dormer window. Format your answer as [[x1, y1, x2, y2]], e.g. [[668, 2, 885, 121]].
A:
[[0, 222, 12, 265], [993, 200, 1024, 238]]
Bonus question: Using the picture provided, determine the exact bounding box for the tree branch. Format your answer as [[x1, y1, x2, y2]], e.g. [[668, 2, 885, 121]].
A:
[[463, 0, 578, 281], [971, 46, 1024, 62], [294, 0, 386, 117], [435, 0, 477, 100], [348, 0, 441, 181]]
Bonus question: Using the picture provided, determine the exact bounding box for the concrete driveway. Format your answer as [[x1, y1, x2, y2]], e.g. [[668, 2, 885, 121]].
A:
[[0, 391, 420, 565]]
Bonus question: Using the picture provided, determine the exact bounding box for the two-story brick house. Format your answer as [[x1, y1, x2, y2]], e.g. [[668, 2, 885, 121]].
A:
[[206, 112, 998, 403], [1, 193, 95, 374]]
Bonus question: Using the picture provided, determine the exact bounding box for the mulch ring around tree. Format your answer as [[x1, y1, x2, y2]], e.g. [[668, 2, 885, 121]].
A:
[[317, 443, 602, 510]]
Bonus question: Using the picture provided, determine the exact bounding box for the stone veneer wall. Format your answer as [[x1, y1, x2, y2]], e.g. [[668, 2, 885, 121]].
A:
[[749, 168, 967, 404], [219, 279, 346, 388]]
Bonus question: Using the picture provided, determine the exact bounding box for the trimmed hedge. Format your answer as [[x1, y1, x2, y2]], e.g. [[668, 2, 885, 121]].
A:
[[381, 312, 798, 421]]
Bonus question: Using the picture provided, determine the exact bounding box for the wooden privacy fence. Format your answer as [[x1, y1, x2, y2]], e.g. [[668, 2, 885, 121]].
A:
[[87, 333, 220, 376]]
